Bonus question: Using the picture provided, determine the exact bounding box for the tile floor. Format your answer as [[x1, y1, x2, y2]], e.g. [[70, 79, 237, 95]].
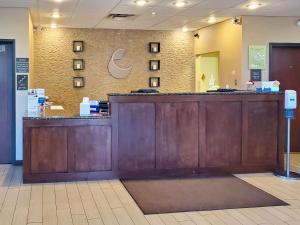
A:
[[0, 155, 300, 225]]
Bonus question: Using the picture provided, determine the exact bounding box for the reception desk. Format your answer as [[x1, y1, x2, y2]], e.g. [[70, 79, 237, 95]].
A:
[[23, 92, 284, 183]]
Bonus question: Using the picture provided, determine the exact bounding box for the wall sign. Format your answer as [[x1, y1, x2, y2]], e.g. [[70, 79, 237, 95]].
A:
[[16, 58, 29, 73], [108, 49, 132, 79], [249, 45, 266, 70], [17, 74, 28, 90], [250, 69, 262, 81]]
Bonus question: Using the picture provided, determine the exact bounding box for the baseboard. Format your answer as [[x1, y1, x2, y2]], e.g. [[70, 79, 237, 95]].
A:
[[14, 160, 23, 165]]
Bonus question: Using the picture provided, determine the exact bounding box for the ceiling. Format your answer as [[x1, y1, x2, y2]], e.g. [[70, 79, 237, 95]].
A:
[[0, 0, 300, 30]]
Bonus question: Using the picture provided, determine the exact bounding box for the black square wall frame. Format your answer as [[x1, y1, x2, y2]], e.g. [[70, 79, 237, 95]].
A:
[[73, 41, 84, 52], [149, 60, 160, 71], [149, 42, 160, 53], [73, 59, 85, 70]]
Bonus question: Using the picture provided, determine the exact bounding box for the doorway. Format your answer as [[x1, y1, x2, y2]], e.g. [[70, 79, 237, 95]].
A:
[[195, 52, 219, 92], [270, 43, 300, 152], [0, 40, 15, 163]]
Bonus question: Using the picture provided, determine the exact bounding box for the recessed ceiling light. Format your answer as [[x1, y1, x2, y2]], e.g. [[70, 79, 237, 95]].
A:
[[173, 1, 188, 8], [208, 16, 217, 24], [181, 26, 188, 32], [50, 23, 57, 29], [135, 0, 148, 6], [246, 2, 262, 10], [51, 12, 61, 19], [151, 11, 156, 15]]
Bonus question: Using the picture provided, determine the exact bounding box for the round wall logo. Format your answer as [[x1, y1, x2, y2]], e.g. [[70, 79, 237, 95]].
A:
[[108, 49, 132, 79]]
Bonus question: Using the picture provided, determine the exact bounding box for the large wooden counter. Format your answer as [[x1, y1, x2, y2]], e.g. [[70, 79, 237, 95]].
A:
[[23, 92, 284, 183], [109, 92, 285, 176]]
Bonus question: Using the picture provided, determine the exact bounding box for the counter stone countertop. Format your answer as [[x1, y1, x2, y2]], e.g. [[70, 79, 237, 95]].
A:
[[107, 91, 283, 96], [23, 108, 111, 120]]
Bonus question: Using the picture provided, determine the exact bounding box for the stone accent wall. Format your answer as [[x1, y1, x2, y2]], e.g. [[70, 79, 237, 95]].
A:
[[33, 28, 195, 114]]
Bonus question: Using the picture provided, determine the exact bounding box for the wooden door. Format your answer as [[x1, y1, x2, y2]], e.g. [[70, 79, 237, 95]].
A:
[[68, 126, 112, 172], [118, 103, 155, 171], [30, 127, 68, 173], [156, 102, 198, 169], [270, 44, 300, 152], [0, 41, 14, 163]]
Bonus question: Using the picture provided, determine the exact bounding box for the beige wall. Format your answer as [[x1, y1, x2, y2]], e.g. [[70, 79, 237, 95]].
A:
[[33, 28, 194, 114], [194, 19, 242, 89], [0, 8, 31, 160], [242, 16, 300, 86]]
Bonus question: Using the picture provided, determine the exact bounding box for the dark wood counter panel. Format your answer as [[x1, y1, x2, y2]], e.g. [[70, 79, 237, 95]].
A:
[[109, 93, 285, 175], [23, 118, 113, 183], [23, 92, 284, 183]]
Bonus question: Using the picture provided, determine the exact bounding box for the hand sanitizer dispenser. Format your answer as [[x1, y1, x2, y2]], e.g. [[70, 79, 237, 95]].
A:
[[285, 90, 297, 109], [80, 97, 90, 116], [279, 90, 300, 179]]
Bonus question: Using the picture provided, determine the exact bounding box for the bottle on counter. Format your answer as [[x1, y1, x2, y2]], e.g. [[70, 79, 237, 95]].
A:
[[80, 97, 90, 116]]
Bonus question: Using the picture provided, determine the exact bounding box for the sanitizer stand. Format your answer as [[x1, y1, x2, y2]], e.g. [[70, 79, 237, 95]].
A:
[[277, 90, 300, 179]]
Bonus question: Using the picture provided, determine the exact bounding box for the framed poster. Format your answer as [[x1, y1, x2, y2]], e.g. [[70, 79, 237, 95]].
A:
[[249, 45, 266, 70]]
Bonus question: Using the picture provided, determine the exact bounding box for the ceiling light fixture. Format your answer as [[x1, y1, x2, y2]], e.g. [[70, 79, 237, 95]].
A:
[[208, 16, 217, 24], [181, 26, 188, 32], [246, 2, 262, 10], [151, 11, 156, 15], [135, 0, 148, 6], [52, 12, 61, 19], [50, 23, 57, 29], [173, 1, 187, 8]]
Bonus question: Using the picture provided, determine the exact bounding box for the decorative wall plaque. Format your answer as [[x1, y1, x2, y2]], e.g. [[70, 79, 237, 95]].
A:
[[73, 41, 84, 52], [108, 49, 132, 79], [149, 60, 160, 71], [149, 42, 160, 53], [73, 77, 85, 88], [149, 77, 160, 87], [73, 59, 85, 70]]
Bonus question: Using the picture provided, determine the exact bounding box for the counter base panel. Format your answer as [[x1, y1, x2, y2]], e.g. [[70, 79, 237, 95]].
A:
[[23, 93, 284, 183]]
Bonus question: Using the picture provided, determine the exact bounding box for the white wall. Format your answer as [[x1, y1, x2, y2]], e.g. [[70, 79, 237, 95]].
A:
[[0, 8, 31, 161], [242, 16, 300, 86]]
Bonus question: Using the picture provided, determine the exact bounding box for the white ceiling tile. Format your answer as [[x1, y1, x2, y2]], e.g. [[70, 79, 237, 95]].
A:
[[0, 0, 36, 7], [2, 0, 300, 30], [119, 0, 163, 7], [111, 4, 150, 15], [149, 15, 191, 30], [38, 0, 78, 12], [158, 0, 204, 9], [68, 0, 120, 28]]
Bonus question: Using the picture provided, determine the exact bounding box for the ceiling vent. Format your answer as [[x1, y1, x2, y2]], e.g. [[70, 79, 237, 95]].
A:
[[108, 14, 138, 21]]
